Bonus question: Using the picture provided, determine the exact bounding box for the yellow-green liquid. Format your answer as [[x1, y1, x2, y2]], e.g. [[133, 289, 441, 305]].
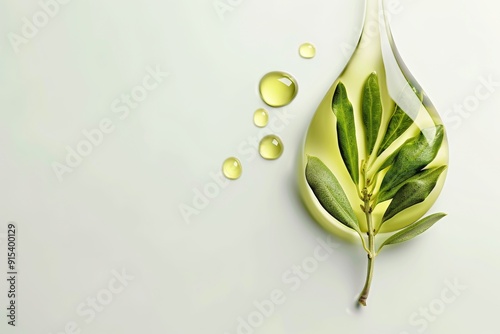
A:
[[253, 108, 269, 127], [259, 135, 284, 160], [298, 1, 449, 241], [222, 157, 242, 180], [259, 71, 298, 107], [299, 43, 316, 59]]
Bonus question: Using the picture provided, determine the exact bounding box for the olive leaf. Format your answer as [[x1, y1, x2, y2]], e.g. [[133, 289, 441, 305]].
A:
[[332, 82, 359, 184], [377, 142, 403, 172], [305, 156, 360, 232], [377, 166, 445, 204], [362, 73, 382, 156], [378, 125, 444, 196], [378, 213, 446, 252], [382, 166, 447, 223], [377, 105, 413, 156]]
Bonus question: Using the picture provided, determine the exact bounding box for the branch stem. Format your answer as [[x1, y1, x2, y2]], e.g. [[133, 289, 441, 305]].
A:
[[358, 168, 376, 306], [358, 200, 375, 306]]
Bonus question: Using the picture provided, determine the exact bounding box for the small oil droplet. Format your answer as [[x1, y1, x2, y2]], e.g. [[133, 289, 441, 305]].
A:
[[253, 108, 269, 127], [258, 71, 298, 107], [259, 135, 284, 160], [222, 157, 242, 180], [299, 43, 316, 59]]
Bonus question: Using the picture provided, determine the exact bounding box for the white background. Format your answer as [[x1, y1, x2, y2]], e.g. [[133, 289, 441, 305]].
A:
[[0, 0, 499, 333]]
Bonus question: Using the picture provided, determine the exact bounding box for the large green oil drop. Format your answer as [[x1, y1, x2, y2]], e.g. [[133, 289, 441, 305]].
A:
[[299, 0, 449, 241], [259, 71, 298, 107], [259, 135, 284, 160]]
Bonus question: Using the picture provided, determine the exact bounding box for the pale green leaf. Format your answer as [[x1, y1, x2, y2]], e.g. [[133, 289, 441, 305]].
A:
[[378, 213, 447, 252], [305, 156, 360, 232]]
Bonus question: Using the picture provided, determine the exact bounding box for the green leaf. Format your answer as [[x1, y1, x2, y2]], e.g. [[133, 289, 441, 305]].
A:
[[377, 143, 403, 172], [377, 166, 445, 204], [305, 156, 360, 232], [379, 125, 444, 196], [332, 82, 359, 184], [378, 213, 446, 252], [362, 73, 382, 156], [377, 105, 413, 155], [382, 166, 447, 223]]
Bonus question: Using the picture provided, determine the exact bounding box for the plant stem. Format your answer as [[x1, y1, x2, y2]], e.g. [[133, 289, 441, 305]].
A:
[[356, 230, 370, 254], [358, 170, 376, 306], [358, 199, 375, 306]]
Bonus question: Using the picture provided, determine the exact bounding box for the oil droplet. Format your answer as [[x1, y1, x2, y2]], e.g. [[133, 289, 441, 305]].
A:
[[259, 71, 298, 107], [253, 108, 269, 127], [259, 135, 284, 160], [222, 157, 242, 180], [299, 43, 316, 59]]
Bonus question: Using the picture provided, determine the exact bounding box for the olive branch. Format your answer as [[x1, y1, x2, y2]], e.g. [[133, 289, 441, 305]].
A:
[[305, 73, 447, 306]]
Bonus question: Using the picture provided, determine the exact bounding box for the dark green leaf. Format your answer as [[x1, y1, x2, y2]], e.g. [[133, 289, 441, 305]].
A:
[[379, 125, 444, 196], [377, 105, 413, 155], [382, 166, 447, 223], [377, 166, 445, 204], [305, 156, 360, 232], [362, 73, 382, 156], [377, 142, 404, 172], [378, 213, 446, 251], [332, 82, 359, 184]]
